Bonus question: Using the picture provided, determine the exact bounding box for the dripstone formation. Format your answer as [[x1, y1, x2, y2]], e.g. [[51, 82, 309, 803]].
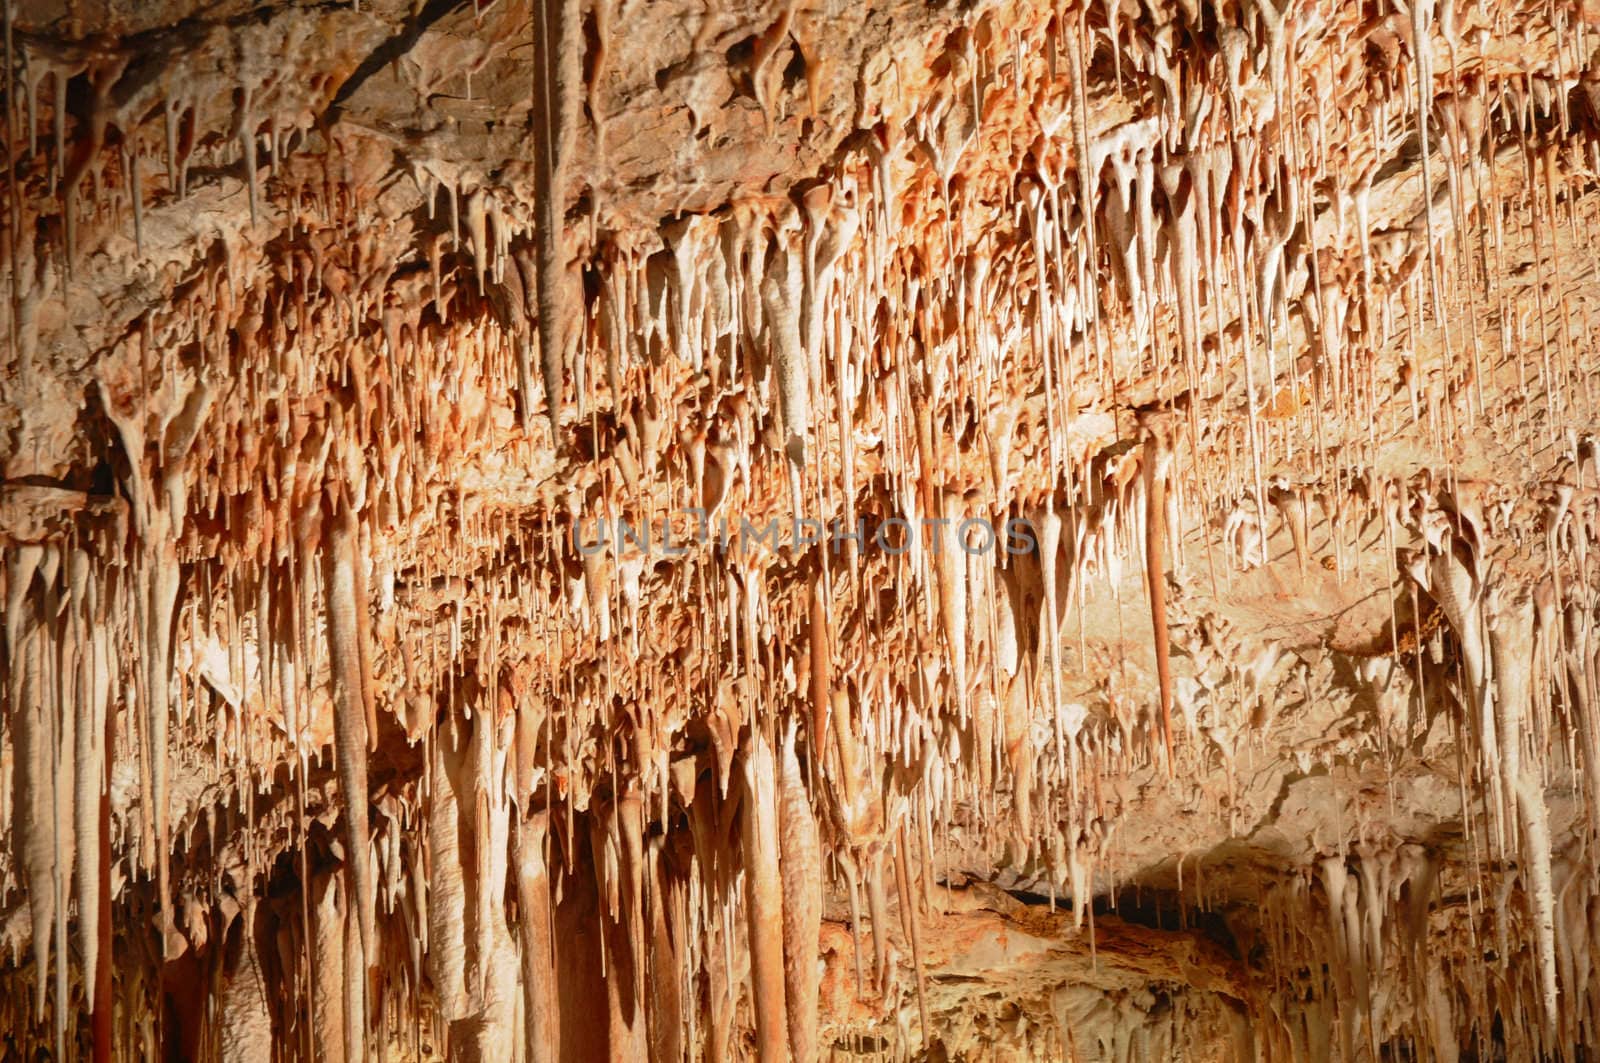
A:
[[3, 0, 1600, 1058]]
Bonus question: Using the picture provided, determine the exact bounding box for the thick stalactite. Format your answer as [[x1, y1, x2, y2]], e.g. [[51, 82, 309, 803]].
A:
[[5, 0, 1600, 1058]]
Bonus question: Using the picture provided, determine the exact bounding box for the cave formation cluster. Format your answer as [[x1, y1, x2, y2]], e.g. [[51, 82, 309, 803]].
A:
[[5, 0, 1600, 1058]]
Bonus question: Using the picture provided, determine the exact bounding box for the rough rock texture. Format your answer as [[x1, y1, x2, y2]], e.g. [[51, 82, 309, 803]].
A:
[[3, 0, 1600, 1058]]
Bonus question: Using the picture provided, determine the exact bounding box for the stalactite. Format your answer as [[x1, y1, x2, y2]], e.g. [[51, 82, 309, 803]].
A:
[[311, 872, 348, 1063], [764, 229, 810, 492], [515, 813, 559, 1060], [1139, 407, 1178, 772], [778, 719, 821, 1062], [429, 717, 470, 1026], [740, 728, 789, 1060], [529, 0, 584, 430], [75, 552, 111, 1014], [7, 544, 53, 1020], [1421, 532, 1505, 840], [322, 485, 374, 1054], [1487, 581, 1559, 1032], [218, 906, 272, 1062]]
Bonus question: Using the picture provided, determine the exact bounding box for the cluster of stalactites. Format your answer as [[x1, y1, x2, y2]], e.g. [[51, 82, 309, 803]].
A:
[[5, 0, 1600, 1057], [1216, 468, 1600, 1061], [0, 495, 122, 1057], [1242, 834, 1598, 1062]]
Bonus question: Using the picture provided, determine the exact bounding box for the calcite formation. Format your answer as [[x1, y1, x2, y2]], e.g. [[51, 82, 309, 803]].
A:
[[2, 0, 1600, 1058]]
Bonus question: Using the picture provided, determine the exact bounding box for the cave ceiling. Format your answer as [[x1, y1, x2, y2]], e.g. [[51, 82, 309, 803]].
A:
[[3, 0, 1600, 1059]]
